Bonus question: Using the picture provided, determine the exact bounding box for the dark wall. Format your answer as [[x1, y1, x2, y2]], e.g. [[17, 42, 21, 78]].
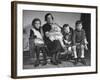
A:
[[81, 13, 91, 49]]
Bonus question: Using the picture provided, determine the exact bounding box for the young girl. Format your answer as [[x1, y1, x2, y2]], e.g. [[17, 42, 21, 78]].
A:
[[62, 24, 74, 60], [29, 18, 47, 67]]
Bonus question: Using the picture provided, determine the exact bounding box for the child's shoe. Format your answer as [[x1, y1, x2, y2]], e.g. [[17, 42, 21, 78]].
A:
[[74, 58, 78, 65], [34, 60, 40, 67], [41, 61, 47, 66], [81, 58, 86, 65]]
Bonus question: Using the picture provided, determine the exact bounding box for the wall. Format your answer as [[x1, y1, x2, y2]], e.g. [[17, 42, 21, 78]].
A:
[[0, 0, 100, 80], [23, 10, 80, 28]]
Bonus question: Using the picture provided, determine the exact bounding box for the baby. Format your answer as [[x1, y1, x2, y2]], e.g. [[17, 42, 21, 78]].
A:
[[46, 23, 65, 48]]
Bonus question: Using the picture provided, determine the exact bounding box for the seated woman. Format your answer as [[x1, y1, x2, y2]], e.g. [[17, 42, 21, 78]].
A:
[[29, 18, 47, 67], [62, 24, 74, 60], [42, 13, 64, 65]]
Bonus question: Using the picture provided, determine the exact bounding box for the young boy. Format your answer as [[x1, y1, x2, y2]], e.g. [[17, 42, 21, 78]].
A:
[[62, 24, 74, 60], [73, 20, 88, 65], [29, 18, 47, 67]]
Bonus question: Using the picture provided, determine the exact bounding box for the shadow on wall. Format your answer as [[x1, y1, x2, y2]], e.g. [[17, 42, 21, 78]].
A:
[[23, 24, 32, 51], [81, 13, 91, 50]]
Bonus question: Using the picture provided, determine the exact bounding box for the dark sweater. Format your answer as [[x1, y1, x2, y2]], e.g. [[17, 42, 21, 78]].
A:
[[73, 29, 86, 45]]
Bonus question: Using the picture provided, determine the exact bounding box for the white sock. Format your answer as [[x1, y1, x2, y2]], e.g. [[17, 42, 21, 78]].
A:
[[74, 51, 77, 58], [81, 49, 84, 58]]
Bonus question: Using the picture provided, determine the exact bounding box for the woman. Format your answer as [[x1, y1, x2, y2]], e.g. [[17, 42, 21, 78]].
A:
[[42, 13, 64, 65]]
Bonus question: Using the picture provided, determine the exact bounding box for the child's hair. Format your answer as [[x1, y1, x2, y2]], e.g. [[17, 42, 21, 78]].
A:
[[75, 20, 82, 26], [63, 24, 69, 28], [45, 13, 54, 21], [32, 18, 41, 27]]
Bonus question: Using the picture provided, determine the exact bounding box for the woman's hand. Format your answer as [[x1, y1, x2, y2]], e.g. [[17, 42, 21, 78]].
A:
[[68, 41, 71, 44], [45, 32, 50, 37]]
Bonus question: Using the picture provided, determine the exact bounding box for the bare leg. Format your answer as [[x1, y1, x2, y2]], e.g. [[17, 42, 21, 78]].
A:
[[68, 47, 72, 52], [72, 46, 78, 65], [73, 46, 77, 58], [80, 45, 86, 65], [81, 45, 85, 58]]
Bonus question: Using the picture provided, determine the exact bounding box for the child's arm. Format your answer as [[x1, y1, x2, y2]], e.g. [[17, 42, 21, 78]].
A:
[[83, 29, 88, 50], [84, 38, 88, 50], [40, 27, 44, 37], [64, 39, 69, 44], [29, 29, 37, 39], [84, 38, 88, 44]]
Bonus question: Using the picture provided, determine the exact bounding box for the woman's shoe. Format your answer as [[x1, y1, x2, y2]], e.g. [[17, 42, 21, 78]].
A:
[[34, 60, 40, 67]]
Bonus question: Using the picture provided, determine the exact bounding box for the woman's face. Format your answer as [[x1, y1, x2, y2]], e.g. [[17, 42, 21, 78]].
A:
[[34, 20, 41, 29], [47, 15, 53, 24]]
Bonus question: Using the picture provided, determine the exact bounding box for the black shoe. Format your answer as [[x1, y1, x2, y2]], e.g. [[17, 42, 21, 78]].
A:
[[50, 60, 58, 65], [67, 55, 73, 60], [81, 58, 86, 65], [66, 55, 70, 60], [57, 60, 62, 64], [73, 58, 78, 65], [70, 56, 74, 60], [34, 60, 40, 67], [41, 61, 47, 66]]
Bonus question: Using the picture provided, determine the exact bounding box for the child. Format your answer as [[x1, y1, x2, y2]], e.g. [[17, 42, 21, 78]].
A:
[[29, 18, 47, 67], [73, 20, 88, 65], [62, 24, 74, 60], [46, 23, 65, 48]]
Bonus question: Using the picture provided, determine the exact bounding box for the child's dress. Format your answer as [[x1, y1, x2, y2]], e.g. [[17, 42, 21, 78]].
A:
[[46, 23, 63, 41], [29, 27, 47, 66], [31, 28, 44, 45]]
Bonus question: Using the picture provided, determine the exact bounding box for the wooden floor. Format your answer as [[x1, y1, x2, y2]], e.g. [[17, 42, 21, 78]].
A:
[[23, 50, 91, 69]]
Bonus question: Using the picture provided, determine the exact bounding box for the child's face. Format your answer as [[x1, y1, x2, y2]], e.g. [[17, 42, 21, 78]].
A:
[[64, 26, 70, 33], [34, 20, 41, 29], [65, 35, 69, 40], [76, 23, 83, 31]]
